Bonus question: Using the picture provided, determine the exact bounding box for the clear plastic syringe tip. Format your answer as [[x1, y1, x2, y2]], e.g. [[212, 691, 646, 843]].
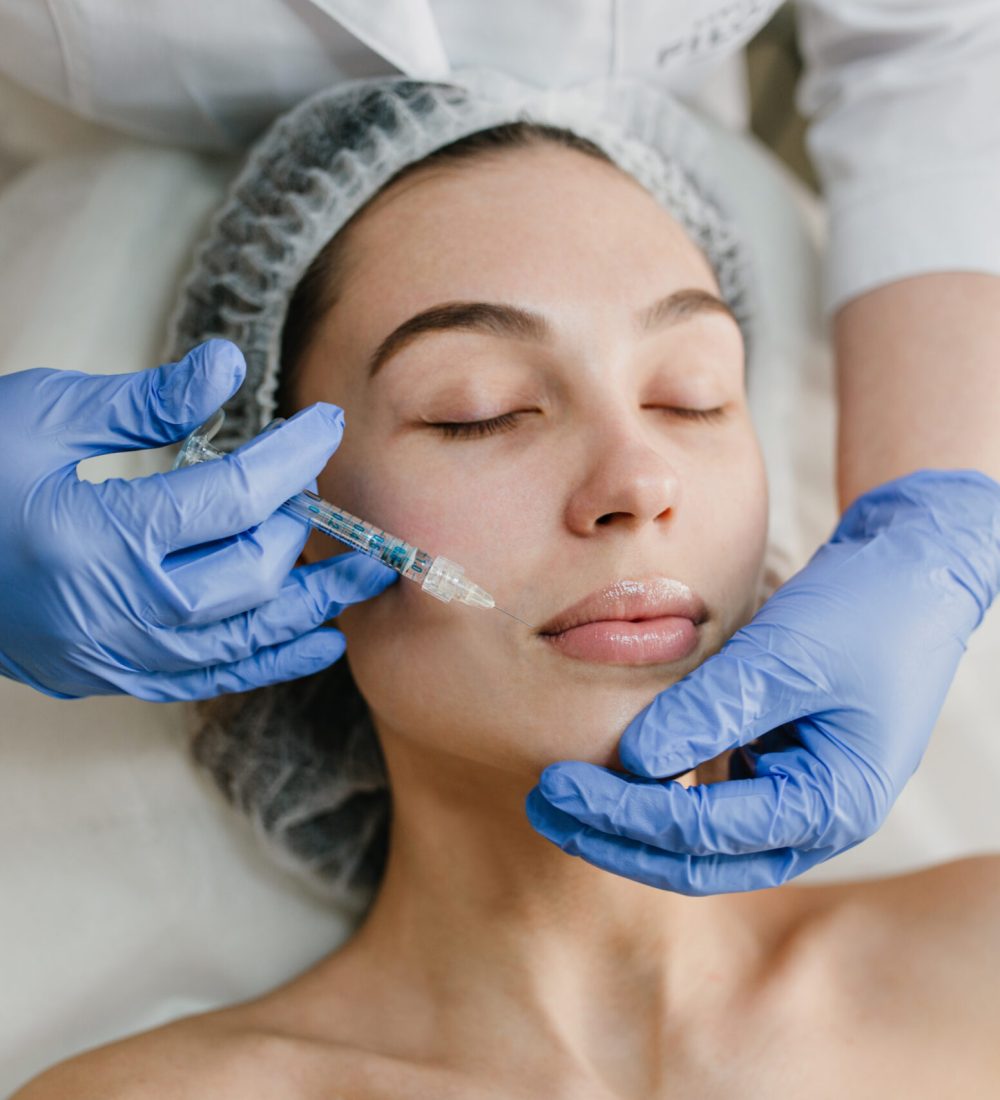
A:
[[423, 556, 494, 608], [458, 580, 495, 609], [422, 556, 536, 623]]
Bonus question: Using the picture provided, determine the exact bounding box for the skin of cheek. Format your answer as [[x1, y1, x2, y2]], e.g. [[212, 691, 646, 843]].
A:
[[303, 405, 770, 782]]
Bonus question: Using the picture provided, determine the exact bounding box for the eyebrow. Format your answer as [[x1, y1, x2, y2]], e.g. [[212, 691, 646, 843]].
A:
[[365, 288, 738, 379]]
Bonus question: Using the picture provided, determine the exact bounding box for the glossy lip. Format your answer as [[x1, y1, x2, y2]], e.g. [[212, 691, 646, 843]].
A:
[[536, 577, 708, 637], [540, 615, 702, 666]]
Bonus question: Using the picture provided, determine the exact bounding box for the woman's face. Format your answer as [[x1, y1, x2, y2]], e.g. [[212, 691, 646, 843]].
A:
[[293, 141, 768, 777]]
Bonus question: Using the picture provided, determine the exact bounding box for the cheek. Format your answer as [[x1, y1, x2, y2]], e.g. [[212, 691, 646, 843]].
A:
[[317, 430, 530, 585], [316, 434, 521, 650], [314, 447, 566, 773], [704, 434, 770, 613]]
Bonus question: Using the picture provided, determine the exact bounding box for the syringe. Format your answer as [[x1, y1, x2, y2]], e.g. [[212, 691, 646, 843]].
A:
[[173, 410, 534, 626]]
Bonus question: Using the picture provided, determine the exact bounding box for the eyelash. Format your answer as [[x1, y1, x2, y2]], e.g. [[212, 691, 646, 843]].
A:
[[432, 407, 727, 440]]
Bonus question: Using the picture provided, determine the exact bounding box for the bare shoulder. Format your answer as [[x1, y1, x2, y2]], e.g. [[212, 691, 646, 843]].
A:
[[9, 1014, 316, 1100], [812, 853, 1000, 1023], [852, 852, 1000, 948], [10, 1009, 486, 1100]]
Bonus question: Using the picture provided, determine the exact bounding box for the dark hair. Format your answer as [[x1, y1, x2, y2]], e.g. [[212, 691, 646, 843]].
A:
[[191, 121, 617, 912]]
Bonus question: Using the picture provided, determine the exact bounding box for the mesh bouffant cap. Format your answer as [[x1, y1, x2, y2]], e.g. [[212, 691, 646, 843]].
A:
[[163, 66, 755, 454]]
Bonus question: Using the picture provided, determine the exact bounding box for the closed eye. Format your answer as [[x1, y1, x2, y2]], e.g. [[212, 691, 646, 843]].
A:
[[432, 412, 523, 439], [658, 406, 727, 423], [430, 406, 727, 440]]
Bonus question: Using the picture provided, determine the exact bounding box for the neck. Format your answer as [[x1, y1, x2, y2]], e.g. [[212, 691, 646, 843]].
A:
[[303, 727, 794, 1090]]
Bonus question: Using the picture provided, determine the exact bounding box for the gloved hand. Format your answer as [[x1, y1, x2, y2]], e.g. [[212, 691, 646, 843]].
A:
[[526, 469, 1000, 895], [0, 340, 397, 701]]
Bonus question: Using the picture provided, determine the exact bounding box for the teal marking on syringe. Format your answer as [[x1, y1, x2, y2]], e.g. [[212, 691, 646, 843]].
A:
[[386, 544, 409, 570]]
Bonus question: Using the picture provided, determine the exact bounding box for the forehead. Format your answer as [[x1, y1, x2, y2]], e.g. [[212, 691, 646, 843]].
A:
[[339, 143, 718, 302]]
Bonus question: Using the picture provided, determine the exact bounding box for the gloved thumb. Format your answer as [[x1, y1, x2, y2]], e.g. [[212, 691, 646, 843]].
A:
[[616, 627, 822, 779], [55, 339, 246, 460], [150, 339, 246, 434]]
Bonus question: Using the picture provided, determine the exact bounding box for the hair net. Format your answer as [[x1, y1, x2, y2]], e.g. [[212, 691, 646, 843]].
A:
[[164, 66, 755, 453]]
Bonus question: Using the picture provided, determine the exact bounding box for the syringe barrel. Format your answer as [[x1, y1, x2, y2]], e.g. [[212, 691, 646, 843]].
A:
[[283, 496, 490, 604], [282, 491, 437, 582], [174, 436, 436, 583], [173, 417, 491, 607]]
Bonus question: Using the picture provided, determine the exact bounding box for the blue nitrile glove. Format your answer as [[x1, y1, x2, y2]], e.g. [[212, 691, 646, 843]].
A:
[[526, 469, 1000, 895], [0, 340, 398, 702]]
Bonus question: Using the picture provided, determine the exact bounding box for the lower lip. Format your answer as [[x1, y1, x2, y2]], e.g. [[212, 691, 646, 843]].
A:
[[539, 616, 700, 666]]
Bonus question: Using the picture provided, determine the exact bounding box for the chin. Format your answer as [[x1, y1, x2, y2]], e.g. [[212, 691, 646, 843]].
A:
[[531, 723, 632, 772]]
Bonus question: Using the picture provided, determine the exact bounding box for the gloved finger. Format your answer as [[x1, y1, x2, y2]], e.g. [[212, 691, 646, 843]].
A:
[[0, 648, 81, 700], [536, 752, 845, 856], [108, 625, 350, 703], [145, 507, 311, 628], [53, 340, 246, 459], [525, 788, 833, 895], [617, 629, 826, 779], [117, 401, 346, 553], [156, 552, 398, 667], [744, 738, 886, 852]]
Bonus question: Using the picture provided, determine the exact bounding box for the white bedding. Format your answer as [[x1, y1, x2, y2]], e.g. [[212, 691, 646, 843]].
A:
[[1, 72, 997, 1094]]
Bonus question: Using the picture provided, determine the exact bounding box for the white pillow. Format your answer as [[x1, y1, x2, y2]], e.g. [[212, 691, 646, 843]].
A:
[[0, 137, 361, 1093], [1, 85, 997, 1093]]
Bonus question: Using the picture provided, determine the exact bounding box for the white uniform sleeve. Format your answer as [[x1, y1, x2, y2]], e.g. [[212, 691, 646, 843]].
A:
[[794, 0, 1000, 315]]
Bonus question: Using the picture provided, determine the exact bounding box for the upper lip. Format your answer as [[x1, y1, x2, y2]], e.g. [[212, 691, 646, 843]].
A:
[[537, 577, 708, 636]]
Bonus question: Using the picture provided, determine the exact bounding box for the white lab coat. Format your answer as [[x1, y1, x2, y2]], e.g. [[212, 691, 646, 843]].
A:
[[3, 0, 1000, 313], [1, 0, 998, 313]]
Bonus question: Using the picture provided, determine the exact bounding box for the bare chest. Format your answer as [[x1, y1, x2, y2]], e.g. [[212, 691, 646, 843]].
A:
[[246, 1016, 998, 1100]]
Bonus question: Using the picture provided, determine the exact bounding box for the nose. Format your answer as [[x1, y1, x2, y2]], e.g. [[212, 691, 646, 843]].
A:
[[562, 406, 682, 536]]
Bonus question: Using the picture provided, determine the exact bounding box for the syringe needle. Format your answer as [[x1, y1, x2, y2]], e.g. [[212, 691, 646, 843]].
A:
[[494, 604, 536, 629]]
